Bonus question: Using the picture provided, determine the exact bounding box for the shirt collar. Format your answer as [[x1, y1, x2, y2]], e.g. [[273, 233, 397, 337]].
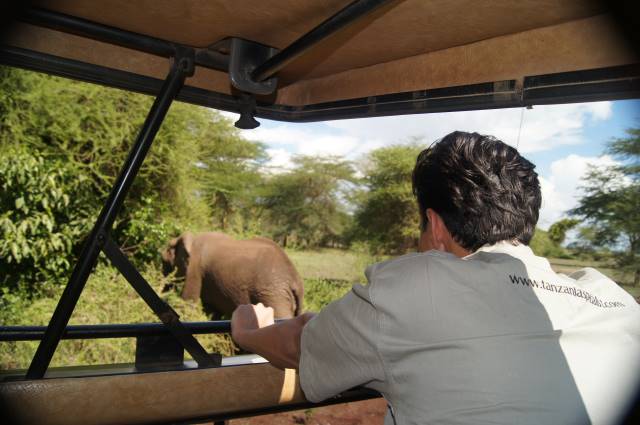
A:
[[465, 240, 554, 272]]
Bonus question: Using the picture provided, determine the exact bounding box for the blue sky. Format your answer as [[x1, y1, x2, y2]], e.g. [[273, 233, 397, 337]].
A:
[[222, 99, 640, 230]]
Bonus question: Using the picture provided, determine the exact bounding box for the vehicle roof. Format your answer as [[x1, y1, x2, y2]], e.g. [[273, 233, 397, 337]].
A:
[[2, 0, 639, 122]]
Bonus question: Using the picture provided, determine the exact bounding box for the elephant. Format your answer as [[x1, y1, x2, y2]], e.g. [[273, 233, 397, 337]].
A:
[[161, 232, 304, 319]]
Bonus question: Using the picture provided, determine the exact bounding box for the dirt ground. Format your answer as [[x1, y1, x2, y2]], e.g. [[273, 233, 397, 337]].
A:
[[229, 399, 388, 425]]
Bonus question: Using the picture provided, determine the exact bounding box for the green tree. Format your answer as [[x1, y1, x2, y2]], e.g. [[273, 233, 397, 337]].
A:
[[259, 156, 355, 248], [351, 143, 422, 254], [196, 115, 267, 232], [529, 228, 570, 258], [548, 218, 580, 245], [0, 147, 95, 294], [571, 128, 640, 286], [0, 66, 265, 291]]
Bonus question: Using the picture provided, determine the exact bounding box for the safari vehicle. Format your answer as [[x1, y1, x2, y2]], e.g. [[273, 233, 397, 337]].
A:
[[1, 0, 638, 424]]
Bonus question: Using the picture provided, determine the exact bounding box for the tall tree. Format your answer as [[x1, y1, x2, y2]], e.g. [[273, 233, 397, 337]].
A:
[[259, 156, 355, 248], [548, 218, 580, 245], [0, 66, 265, 292], [351, 143, 422, 254], [571, 128, 640, 286], [195, 114, 267, 231]]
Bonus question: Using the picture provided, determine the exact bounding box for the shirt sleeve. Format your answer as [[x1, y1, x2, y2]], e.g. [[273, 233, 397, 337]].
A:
[[298, 275, 386, 402]]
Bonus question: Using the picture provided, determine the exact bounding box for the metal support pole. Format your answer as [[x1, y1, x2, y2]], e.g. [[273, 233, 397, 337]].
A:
[[103, 237, 220, 368], [26, 55, 194, 379], [251, 0, 391, 82]]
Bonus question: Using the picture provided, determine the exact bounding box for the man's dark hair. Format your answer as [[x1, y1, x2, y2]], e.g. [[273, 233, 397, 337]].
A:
[[412, 131, 541, 251]]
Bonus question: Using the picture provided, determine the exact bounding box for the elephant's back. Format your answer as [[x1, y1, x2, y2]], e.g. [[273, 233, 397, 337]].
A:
[[197, 234, 303, 316]]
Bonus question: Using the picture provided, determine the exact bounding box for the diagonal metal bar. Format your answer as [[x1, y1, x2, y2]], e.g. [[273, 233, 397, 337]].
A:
[[251, 0, 391, 82], [102, 237, 220, 368], [26, 55, 193, 379]]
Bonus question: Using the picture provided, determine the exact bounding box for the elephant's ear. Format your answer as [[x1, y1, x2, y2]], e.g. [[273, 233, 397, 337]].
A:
[[181, 232, 194, 257]]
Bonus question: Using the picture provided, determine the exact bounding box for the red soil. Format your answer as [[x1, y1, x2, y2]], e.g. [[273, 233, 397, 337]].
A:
[[230, 398, 388, 425]]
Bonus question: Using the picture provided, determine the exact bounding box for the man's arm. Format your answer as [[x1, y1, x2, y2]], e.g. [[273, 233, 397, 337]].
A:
[[231, 303, 316, 369]]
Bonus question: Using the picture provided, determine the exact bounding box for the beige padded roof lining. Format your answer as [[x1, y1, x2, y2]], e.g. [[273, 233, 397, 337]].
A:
[[4, 0, 638, 106]]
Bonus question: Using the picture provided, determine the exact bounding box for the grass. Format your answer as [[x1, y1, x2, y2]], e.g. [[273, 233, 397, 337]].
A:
[[286, 248, 381, 284], [548, 258, 639, 299], [1, 249, 637, 371], [0, 249, 378, 370], [0, 261, 234, 370]]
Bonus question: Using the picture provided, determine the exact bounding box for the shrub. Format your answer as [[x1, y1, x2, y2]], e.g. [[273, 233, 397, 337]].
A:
[[0, 263, 235, 370], [0, 147, 95, 294]]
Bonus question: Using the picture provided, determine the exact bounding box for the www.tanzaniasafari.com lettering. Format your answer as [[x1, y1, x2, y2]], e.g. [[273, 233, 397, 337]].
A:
[[508, 274, 625, 308]]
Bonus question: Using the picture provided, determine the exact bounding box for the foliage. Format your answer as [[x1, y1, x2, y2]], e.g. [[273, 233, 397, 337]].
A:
[[571, 128, 640, 286], [303, 278, 353, 313], [0, 264, 235, 370], [351, 143, 422, 254], [0, 147, 95, 293], [115, 196, 182, 264], [0, 66, 265, 292], [547, 218, 580, 245], [186, 111, 267, 233], [529, 228, 571, 259], [259, 156, 356, 248], [286, 247, 383, 284]]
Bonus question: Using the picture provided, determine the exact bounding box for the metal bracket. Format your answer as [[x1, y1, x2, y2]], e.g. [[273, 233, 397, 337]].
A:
[[228, 38, 278, 95], [174, 47, 196, 78], [135, 335, 184, 370]]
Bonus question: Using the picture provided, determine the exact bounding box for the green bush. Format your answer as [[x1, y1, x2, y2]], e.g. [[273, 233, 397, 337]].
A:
[[0, 263, 235, 370], [529, 228, 571, 258], [113, 196, 181, 267], [0, 147, 95, 294], [0, 67, 268, 295], [303, 278, 354, 313]]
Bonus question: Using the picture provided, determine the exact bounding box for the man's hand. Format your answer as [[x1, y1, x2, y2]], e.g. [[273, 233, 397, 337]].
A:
[[230, 303, 316, 370], [231, 303, 274, 347]]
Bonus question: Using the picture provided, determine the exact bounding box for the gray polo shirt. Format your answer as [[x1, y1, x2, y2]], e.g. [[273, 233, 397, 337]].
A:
[[299, 242, 640, 424]]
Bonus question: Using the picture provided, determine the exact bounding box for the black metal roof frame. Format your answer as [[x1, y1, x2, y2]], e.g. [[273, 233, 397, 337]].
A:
[[1, 3, 639, 422], [2, 7, 639, 126]]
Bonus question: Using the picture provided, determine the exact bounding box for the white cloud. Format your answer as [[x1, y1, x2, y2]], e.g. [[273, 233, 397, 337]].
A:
[[538, 154, 618, 229], [244, 126, 360, 156], [263, 148, 294, 172], [239, 125, 385, 169], [325, 101, 612, 154], [217, 110, 240, 122], [215, 102, 613, 174], [585, 101, 613, 120]]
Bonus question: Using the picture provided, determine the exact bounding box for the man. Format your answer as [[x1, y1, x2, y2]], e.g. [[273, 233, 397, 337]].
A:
[[232, 131, 640, 424]]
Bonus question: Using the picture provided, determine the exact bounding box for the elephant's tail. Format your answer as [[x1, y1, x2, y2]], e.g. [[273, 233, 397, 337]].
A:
[[292, 281, 303, 316]]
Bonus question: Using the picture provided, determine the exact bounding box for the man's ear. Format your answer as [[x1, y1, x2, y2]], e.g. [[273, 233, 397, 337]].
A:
[[426, 209, 447, 251]]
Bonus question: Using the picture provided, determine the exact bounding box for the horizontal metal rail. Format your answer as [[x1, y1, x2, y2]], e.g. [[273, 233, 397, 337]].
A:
[[0, 321, 237, 341], [2, 44, 639, 123], [19, 7, 229, 72]]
